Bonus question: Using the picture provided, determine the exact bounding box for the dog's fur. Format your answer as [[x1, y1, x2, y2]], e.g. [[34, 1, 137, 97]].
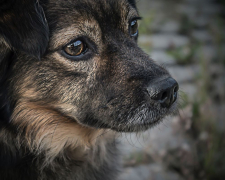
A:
[[0, 0, 178, 179]]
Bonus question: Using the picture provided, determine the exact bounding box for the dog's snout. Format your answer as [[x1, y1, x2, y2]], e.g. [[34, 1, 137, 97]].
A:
[[147, 77, 179, 108]]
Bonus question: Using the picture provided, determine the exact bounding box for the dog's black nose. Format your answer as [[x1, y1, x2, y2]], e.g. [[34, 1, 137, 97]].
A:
[[147, 77, 179, 108]]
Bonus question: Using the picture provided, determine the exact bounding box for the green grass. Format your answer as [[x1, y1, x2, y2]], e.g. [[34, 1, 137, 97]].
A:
[[192, 104, 225, 179], [167, 43, 199, 65], [179, 14, 195, 35], [190, 55, 225, 179], [138, 12, 155, 35]]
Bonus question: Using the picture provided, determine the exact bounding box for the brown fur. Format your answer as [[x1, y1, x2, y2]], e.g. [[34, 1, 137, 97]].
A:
[[12, 100, 114, 165]]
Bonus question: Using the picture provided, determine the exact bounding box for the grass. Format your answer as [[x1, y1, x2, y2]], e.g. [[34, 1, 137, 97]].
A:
[[138, 12, 155, 35], [190, 52, 225, 179], [179, 14, 195, 35], [167, 43, 199, 65], [208, 16, 225, 65], [191, 100, 225, 180]]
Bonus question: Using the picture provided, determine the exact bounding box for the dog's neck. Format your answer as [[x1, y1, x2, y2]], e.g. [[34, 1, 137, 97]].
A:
[[9, 101, 116, 166], [0, 123, 120, 180]]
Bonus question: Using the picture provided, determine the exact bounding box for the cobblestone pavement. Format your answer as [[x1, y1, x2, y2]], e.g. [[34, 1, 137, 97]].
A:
[[118, 0, 225, 179]]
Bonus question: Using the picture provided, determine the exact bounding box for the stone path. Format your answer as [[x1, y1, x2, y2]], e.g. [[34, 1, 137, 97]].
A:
[[118, 0, 225, 179]]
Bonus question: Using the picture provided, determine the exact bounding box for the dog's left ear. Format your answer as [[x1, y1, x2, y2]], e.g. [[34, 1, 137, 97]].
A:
[[0, 0, 49, 123], [0, 0, 49, 58]]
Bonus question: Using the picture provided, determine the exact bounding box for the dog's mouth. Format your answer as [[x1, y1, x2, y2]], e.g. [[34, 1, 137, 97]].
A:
[[81, 93, 179, 133], [108, 100, 178, 132]]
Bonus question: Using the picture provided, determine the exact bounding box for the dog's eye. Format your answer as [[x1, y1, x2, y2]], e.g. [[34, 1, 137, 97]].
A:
[[130, 20, 138, 37], [64, 40, 87, 56]]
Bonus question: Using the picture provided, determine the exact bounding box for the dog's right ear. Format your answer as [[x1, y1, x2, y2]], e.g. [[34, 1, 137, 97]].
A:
[[0, 0, 49, 58]]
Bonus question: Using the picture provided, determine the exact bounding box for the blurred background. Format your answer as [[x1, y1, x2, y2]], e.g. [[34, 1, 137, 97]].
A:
[[118, 0, 225, 180]]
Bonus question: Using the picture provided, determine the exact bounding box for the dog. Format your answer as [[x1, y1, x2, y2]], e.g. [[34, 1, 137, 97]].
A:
[[0, 0, 179, 179]]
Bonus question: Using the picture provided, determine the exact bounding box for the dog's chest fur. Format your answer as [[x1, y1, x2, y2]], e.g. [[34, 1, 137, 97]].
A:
[[0, 127, 120, 180], [39, 142, 119, 180]]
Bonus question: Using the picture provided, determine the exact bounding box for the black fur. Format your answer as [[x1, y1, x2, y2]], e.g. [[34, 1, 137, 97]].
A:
[[0, 0, 49, 123], [0, 0, 49, 57]]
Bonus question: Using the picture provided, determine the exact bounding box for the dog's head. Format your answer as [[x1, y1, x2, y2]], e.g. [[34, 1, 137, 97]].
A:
[[0, 0, 179, 133], [0, 0, 180, 164]]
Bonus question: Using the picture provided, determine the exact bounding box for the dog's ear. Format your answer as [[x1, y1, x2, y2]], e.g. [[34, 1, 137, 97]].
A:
[[0, 0, 49, 58], [0, 0, 49, 123]]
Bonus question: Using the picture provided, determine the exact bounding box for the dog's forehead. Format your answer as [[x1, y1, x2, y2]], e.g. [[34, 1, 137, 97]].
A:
[[44, 0, 138, 49], [45, 0, 137, 30]]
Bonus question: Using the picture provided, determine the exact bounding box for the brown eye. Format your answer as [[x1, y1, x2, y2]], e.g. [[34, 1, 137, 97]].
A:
[[130, 20, 138, 37], [64, 40, 87, 56]]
